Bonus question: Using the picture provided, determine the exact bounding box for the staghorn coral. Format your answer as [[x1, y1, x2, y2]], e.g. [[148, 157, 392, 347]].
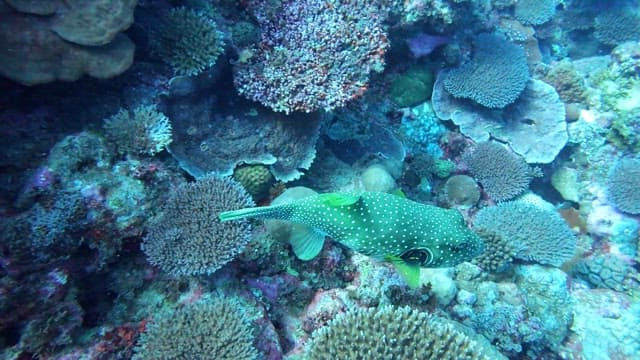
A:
[[142, 177, 254, 276], [462, 141, 537, 202], [443, 34, 529, 109], [0, 1, 136, 85], [234, 0, 389, 113], [473, 200, 576, 267], [150, 7, 225, 76], [103, 105, 173, 156], [607, 158, 640, 215], [133, 295, 258, 360], [306, 305, 501, 359]]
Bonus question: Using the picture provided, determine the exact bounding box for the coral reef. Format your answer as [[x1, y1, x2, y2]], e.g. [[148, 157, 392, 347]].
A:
[[473, 200, 577, 267], [103, 105, 173, 156], [594, 9, 640, 46], [133, 295, 258, 359], [233, 164, 275, 201], [142, 177, 254, 276], [440, 174, 480, 208], [607, 158, 640, 215], [434, 76, 568, 163], [163, 89, 321, 181], [233, 0, 389, 113], [462, 141, 537, 202], [305, 305, 501, 359], [150, 7, 225, 76], [443, 34, 529, 109], [514, 0, 557, 26]]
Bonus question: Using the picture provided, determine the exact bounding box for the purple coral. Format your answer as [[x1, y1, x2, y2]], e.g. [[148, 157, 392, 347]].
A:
[[234, 0, 390, 113]]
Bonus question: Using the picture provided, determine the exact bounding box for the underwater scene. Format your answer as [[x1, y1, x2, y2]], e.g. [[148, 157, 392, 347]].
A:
[[1, 0, 640, 359]]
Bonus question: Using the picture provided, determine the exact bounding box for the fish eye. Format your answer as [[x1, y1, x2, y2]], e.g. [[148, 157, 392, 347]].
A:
[[400, 248, 433, 266]]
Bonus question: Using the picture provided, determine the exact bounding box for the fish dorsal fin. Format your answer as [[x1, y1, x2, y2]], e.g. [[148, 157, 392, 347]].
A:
[[319, 193, 360, 207], [390, 188, 406, 198], [385, 255, 421, 289], [289, 223, 326, 261]]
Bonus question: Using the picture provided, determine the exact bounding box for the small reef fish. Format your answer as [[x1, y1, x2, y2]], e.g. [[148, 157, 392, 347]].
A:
[[219, 192, 484, 287]]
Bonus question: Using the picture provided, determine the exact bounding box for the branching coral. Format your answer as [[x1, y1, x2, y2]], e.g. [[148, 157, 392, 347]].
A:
[[142, 177, 254, 276], [473, 200, 576, 267], [462, 141, 537, 202], [234, 0, 389, 113], [443, 34, 529, 109], [103, 105, 173, 156], [133, 296, 258, 359], [514, 0, 557, 26], [306, 305, 501, 359], [150, 7, 225, 76]]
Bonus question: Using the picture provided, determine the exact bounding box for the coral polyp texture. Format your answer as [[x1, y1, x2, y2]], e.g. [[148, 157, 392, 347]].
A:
[[233, 0, 389, 113], [443, 33, 529, 109], [142, 177, 254, 276], [103, 105, 173, 156], [473, 200, 576, 267], [133, 296, 258, 360], [594, 9, 640, 46], [462, 141, 537, 202], [150, 7, 225, 76], [607, 158, 640, 215], [305, 305, 500, 359], [514, 0, 557, 26]]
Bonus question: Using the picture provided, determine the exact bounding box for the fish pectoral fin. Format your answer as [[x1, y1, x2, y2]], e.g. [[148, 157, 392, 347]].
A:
[[319, 193, 360, 207], [289, 224, 326, 261], [385, 255, 421, 289]]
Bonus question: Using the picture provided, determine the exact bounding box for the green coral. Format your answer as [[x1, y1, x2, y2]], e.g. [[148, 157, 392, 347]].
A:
[[306, 305, 499, 359], [103, 105, 173, 156], [133, 295, 258, 360], [152, 7, 226, 76], [390, 66, 434, 108], [233, 164, 275, 201]]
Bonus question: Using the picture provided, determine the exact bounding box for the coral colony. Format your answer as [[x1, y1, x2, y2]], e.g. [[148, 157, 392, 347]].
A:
[[1, 0, 640, 359]]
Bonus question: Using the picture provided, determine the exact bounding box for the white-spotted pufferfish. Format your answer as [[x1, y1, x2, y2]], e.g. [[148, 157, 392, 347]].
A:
[[219, 192, 484, 287]]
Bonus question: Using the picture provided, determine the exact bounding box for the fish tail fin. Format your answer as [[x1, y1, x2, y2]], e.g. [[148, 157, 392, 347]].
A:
[[219, 206, 279, 222]]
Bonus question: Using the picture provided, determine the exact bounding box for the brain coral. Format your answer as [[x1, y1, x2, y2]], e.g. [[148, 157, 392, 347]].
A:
[[142, 177, 254, 276], [234, 0, 389, 113], [607, 158, 640, 215], [443, 34, 529, 109], [473, 200, 576, 267], [151, 7, 225, 76], [306, 305, 500, 359], [462, 142, 537, 202], [133, 296, 258, 359], [514, 0, 557, 26]]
